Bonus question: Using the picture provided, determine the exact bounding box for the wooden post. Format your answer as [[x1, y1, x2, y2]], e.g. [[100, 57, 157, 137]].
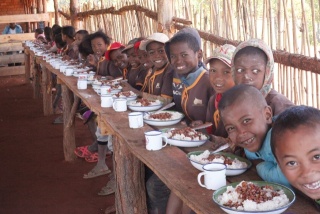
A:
[[113, 135, 147, 214], [41, 66, 53, 116], [61, 84, 78, 161], [53, 0, 59, 24], [32, 59, 41, 99], [70, 0, 79, 31], [24, 50, 31, 83], [157, 0, 173, 36]]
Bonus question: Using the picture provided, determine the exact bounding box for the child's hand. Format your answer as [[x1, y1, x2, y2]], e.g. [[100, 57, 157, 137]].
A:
[[62, 55, 71, 61], [87, 54, 98, 66], [210, 135, 233, 151], [189, 120, 203, 128]]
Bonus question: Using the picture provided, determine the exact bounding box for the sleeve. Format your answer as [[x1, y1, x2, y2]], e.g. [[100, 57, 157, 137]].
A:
[[256, 161, 292, 188], [2, 26, 8, 34], [206, 95, 215, 123], [160, 68, 173, 98], [17, 25, 23, 33]]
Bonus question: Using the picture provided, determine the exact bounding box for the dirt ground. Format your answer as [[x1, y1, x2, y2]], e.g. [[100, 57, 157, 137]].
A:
[[0, 75, 115, 214]]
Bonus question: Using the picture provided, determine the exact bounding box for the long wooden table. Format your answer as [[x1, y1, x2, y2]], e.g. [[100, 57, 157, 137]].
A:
[[24, 46, 317, 213]]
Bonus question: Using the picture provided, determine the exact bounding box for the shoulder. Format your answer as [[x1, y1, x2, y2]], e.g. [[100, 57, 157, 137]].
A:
[[266, 89, 294, 116]]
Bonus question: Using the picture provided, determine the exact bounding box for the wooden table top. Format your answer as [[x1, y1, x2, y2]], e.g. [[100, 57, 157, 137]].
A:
[[29, 49, 317, 213]]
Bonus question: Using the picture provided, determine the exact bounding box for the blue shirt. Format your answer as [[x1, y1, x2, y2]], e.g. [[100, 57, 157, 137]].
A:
[[2, 25, 23, 34], [179, 66, 203, 87], [245, 129, 292, 188]]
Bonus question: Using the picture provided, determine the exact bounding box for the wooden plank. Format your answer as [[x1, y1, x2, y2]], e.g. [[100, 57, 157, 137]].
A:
[[0, 66, 25, 76], [24, 51, 31, 82], [0, 54, 24, 64], [0, 13, 50, 24], [0, 33, 35, 43], [41, 66, 54, 116], [0, 43, 24, 52]]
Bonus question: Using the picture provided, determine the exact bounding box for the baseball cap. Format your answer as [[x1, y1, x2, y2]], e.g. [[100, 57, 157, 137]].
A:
[[122, 38, 143, 53], [105, 42, 125, 60], [204, 44, 236, 67], [175, 27, 201, 47], [139, 33, 169, 51]]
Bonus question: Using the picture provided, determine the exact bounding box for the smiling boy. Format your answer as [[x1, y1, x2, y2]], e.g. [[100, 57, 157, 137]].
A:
[[218, 84, 291, 187], [271, 106, 320, 209]]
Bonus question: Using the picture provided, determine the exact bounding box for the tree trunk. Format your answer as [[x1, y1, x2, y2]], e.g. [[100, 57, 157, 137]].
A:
[[157, 0, 173, 36], [70, 0, 79, 31], [53, 0, 59, 25]]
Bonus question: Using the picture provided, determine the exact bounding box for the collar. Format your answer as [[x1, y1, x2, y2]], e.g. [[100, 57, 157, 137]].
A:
[[180, 66, 203, 87]]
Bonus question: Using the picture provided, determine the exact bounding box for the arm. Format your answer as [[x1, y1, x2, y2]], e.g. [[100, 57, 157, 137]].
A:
[[256, 161, 292, 188], [2, 26, 8, 34]]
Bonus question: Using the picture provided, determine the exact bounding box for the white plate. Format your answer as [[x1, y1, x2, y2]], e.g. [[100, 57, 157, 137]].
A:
[[163, 128, 208, 147], [187, 151, 252, 176], [127, 100, 163, 112], [143, 111, 184, 126], [112, 92, 137, 101], [213, 181, 296, 214]]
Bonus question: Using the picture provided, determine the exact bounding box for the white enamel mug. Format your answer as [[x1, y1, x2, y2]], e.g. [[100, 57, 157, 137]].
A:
[[60, 65, 68, 73], [100, 85, 111, 95], [112, 98, 127, 112], [101, 94, 113, 108], [145, 131, 168, 151], [77, 80, 87, 90], [128, 112, 143, 128], [65, 68, 73, 76], [197, 163, 226, 190], [78, 73, 88, 80]]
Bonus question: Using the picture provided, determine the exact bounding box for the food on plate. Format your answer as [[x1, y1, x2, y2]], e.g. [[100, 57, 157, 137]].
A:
[[165, 127, 207, 141], [113, 91, 136, 98], [190, 150, 247, 169], [145, 111, 183, 121], [149, 112, 172, 120], [130, 98, 161, 106], [218, 181, 290, 211]]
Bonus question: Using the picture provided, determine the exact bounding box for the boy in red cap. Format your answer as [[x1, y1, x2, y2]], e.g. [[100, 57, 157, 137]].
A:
[[105, 42, 129, 80]]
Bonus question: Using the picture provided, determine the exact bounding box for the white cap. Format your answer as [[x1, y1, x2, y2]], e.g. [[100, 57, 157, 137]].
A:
[[139, 33, 169, 51]]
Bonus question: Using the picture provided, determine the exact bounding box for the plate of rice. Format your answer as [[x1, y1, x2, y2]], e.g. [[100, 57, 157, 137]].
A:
[[213, 181, 295, 214], [143, 111, 184, 126], [163, 127, 208, 147], [187, 151, 252, 176], [112, 91, 137, 101], [127, 98, 163, 112]]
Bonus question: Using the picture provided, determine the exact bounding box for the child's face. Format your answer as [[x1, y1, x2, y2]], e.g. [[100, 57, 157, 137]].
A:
[[110, 49, 128, 70], [169, 42, 199, 77], [125, 48, 141, 69], [75, 34, 85, 43], [146, 42, 168, 70], [221, 100, 272, 152], [138, 50, 153, 70], [233, 54, 266, 90], [91, 37, 107, 57], [274, 125, 320, 200], [209, 59, 234, 94]]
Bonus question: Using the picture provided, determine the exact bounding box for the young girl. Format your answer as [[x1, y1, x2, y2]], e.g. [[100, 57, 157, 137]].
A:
[[232, 38, 294, 116], [61, 26, 77, 60], [105, 42, 129, 79]]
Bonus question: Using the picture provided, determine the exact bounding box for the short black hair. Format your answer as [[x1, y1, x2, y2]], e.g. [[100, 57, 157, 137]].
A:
[[54, 33, 66, 48], [234, 46, 268, 65], [61, 26, 75, 39], [76, 30, 89, 36], [44, 27, 52, 41], [78, 35, 93, 57], [271, 105, 320, 158], [218, 84, 267, 113], [35, 28, 43, 34], [89, 31, 111, 46], [52, 24, 61, 36], [168, 33, 200, 52]]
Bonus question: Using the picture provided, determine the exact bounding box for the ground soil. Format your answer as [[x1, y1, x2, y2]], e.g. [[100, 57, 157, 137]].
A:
[[0, 75, 115, 214]]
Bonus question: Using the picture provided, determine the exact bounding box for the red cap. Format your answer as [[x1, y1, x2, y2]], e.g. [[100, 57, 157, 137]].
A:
[[105, 42, 125, 60]]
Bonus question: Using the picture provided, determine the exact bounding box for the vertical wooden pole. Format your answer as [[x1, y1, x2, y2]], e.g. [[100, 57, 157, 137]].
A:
[[157, 0, 173, 36], [61, 84, 78, 161], [24, 50, 31, 83], [41, 66, 53, 116], [53, 0, 59, 24], [70, 0, 79, 30], [113, 135, 147, 214]]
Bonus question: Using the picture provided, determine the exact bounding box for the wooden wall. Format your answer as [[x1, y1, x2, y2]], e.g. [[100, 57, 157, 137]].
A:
[[0, 0, 26, 33]]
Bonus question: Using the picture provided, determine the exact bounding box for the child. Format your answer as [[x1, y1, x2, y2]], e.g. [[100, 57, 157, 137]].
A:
[[61, 26, 77, 60], [34, 28, 46, 43], [231, 38, 294, 116], [205, 44, 236, 137], [218, 84, 291, 187], [167, 32, 214, 123], [121, 38, 148, 90], [165, 29, 214, 214], [271, 105, 320, 210], [139, 33, 173, 100], [105, 42, 129, 79]]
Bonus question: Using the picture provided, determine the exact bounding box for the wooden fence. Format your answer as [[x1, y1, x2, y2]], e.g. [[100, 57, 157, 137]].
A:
[[58, 0, 320, 108]]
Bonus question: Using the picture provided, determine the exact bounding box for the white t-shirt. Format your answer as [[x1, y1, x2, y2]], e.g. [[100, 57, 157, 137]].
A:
[[8, 28, 16, 34]]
